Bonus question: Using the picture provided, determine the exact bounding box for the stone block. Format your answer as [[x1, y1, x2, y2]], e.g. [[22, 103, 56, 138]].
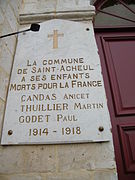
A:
[[20, 0, 56, 14], [0, 1, 8, 14], [0, 45, 13, 74], [0, 145, 57, 174], [93, 171, 118, 180], [45, 171, 91, 180], [0, 24, 2, 34], [23, 0, 39, 3], [21, 0, 91, 14], [0, 9, 4, 24], [0, 146, 26, 174], [9, 0, 20, 18], [2, 35, 16, 56], [21, 145, 57, 173], [0, 17, 17, 55], [56, 0, 90, 9], [0, 175, 8, 180], [18, 0, 23, 7], [5, 4, 18, 32], [0, 18, 13, 37], [0, 37, 4, 53], [57, 142, 116, 172], [0, 67, 9, 101], [0, 174, 43, 180], [20, 0, 95, 24], [0, 98, 5, 137]]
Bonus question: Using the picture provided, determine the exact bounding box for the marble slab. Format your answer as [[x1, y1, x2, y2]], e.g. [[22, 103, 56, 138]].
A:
[[1, 19, 111, 145]]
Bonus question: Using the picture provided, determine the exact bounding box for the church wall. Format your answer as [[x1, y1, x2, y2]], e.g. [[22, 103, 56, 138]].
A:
[[0, 0, 22, 144], [0, 1, 117, 179]]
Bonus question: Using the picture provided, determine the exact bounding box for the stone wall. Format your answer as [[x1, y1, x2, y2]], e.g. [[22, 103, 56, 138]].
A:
[[0, 1, 117, 179], [0, 0, 22, 136]]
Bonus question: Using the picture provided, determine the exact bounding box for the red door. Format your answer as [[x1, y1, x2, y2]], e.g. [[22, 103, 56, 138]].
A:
[[95, 27, 135, 180]]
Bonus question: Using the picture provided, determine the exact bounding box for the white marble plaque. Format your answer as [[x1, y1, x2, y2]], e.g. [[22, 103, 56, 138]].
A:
[[1, 19, 111, 145]]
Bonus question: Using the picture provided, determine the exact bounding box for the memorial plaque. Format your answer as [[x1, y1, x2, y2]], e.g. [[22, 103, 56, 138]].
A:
[[1, 19, 111, 145]]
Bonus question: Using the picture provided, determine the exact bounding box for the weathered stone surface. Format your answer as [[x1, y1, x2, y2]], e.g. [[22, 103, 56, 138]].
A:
[[9, 0, 21, 18], [0, 146, 25, 174], [0, 174, 42, 180], [20, 146, 56, 173], [0, 18, 17, 56], [93, 171, 118, 180], [0, 98, 5, 137], [57, 142, 116, 172], [5, 4, 18, 32], [20, 0, 95, 24], [0, 67, 9, 101], [0, 18, 13, 37], [0, 1, 8, 14], [0, 145, 56, 174], [2, 35, 16, 56], [0, 175, 8, 180], [0, 45, 14, 74], [45, 171, 91, 180], [0, 9, 4, 24], [21, 0, 92, 14]]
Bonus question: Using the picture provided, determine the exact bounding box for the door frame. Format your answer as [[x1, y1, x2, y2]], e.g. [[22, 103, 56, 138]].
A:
[[94, 26, 135, 180]]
